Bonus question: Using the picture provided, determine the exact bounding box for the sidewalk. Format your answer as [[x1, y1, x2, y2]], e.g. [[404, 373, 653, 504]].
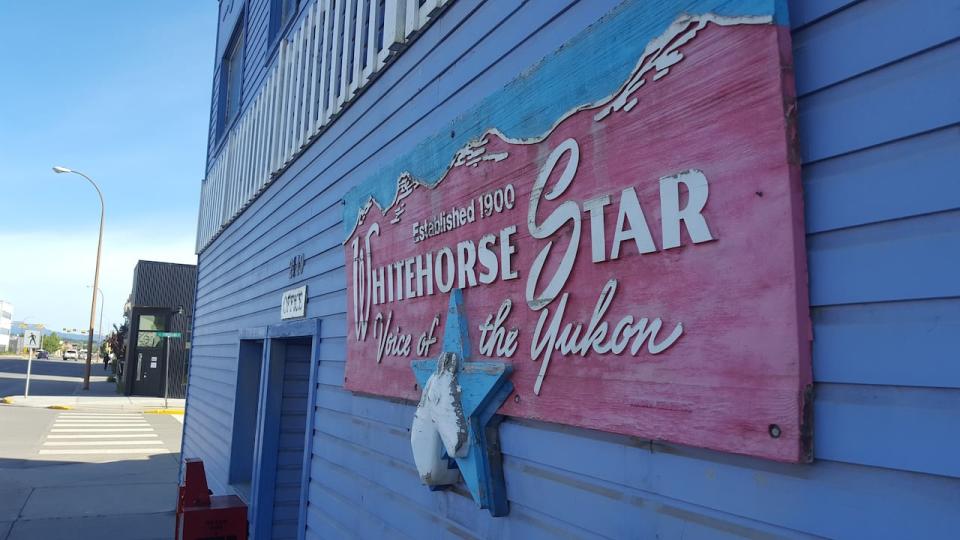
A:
[[2, 376, 185, 413], [0, 394, 184, 539]]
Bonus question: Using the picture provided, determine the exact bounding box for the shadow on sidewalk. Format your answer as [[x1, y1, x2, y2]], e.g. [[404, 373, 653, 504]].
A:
[[0, 451, 181, 540], [73, 376, 121, 397]]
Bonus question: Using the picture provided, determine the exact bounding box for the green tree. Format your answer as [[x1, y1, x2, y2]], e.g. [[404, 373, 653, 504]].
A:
[[42, 332, 62, 353]]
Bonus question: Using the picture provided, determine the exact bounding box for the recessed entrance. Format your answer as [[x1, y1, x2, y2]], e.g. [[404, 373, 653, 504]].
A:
[[237, 318, 320, 540]]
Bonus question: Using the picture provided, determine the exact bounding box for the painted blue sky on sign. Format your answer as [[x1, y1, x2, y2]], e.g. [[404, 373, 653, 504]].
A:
[[343, 0, 789, 236]]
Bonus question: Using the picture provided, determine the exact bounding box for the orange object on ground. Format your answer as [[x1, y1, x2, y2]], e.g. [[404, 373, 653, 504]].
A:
[[175, 458, 248, 540]]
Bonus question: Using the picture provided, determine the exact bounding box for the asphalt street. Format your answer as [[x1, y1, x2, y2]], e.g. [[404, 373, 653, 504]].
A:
[[0, 355, 109, 398]]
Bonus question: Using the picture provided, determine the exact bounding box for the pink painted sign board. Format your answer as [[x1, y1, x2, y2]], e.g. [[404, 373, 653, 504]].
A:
[[344, 18, 811, 462]]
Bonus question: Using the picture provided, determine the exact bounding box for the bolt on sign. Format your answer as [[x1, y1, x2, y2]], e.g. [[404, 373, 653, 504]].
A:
[[342, 1, 812, 462]]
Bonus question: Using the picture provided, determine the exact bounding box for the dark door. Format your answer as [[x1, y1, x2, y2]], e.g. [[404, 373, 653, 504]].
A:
[[131, 313, 167, 397], [133, 344, 165, 397]]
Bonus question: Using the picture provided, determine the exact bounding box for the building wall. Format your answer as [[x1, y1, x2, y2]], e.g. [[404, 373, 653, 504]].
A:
[[0, 301, 12, 352], [208, 0, 272, 164], [129, 261, 198, 398], [183, 0, 960, 538]]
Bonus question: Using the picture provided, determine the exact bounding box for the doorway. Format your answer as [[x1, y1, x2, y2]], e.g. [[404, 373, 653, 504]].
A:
[[247, 319, 320, 540], [129, 311, 168, 397]]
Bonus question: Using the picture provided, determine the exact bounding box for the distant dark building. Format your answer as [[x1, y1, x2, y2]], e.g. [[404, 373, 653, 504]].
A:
[[120, 260, 196, 398]]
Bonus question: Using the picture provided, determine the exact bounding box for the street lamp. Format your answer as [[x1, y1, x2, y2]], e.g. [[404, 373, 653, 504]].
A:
[[53, 166, 104, 390], [87, 285, 105, 354]]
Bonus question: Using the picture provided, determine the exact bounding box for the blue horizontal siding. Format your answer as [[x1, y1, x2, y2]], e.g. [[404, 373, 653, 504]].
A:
[[183, 1, 960, 539], [791, 0, 960, 95], [497, 419, 960, 540], [787, 0, 858, 28], [814, 383, 960, 476], [812, 298, 960, 388], [807, 210, 960, 305], [305, 372, 960, 539], [802, 126, 960, 234], [797, 37, 960, 163]]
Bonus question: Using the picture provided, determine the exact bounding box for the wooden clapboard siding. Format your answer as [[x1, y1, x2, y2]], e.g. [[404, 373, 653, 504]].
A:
[[182, 0, 960, 537], [196, 0, 453, 251]]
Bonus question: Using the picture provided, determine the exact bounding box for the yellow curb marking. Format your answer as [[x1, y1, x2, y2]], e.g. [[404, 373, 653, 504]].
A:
[[144, 409, 186, 415], [47, 405, 74, 410]]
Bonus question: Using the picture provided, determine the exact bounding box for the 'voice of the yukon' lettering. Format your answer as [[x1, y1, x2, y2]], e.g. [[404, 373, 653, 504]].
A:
[[531, 280, 683, 395], [374, 311, 412, 363], [478, 300, 519, 358]]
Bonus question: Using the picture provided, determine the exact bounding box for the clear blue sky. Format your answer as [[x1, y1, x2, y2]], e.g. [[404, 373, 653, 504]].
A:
[[0, 2, 219, 335]]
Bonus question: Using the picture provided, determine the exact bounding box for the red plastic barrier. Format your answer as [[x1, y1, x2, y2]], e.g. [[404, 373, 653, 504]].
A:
[[175, 458, 248, 540]]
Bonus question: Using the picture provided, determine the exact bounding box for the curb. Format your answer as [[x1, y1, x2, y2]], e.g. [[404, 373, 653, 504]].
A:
[[1, 398, 73, 409], [144, 409, 185, 415]]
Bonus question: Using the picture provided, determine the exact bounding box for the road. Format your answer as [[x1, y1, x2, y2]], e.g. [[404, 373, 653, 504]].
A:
[[0, 355, 108, 398]]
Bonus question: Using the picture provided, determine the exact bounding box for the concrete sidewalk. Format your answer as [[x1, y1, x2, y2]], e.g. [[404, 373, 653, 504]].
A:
[[0, 405, 183, 540], [2, 377, 185, 413]]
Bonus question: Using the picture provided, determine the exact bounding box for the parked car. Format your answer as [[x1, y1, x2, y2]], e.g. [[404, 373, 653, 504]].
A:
[[36, 349, 48, 359], [63, 349, 78, 361]]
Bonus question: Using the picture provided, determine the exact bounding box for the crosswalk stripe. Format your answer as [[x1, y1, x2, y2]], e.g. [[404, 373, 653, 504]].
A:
[[55, 418, 147, 420], [55, 419, 146, 421], [57, 416, 143, 419], [59, 414, 141, 417], [37, 413, 173, 457], [43, 440, 165, 446], [38, 448, 168, 455], [54, 423, 151, 427], [51, 428, 154, 432], [47, 434, 159, 439]]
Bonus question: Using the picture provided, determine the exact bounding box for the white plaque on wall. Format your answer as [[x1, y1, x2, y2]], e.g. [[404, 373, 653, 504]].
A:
[[281, 286, 307, 320]]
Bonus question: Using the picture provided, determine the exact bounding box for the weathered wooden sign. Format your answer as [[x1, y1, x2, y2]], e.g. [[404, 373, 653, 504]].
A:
[[343, 3, 811, 462]]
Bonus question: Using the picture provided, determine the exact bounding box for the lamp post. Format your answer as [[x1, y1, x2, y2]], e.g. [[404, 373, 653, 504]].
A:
[[53, 166, 104, 390], [87, 285, 105, 355]]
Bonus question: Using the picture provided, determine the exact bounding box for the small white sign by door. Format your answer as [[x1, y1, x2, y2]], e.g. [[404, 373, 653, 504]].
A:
[[281, 286, 307, 320]]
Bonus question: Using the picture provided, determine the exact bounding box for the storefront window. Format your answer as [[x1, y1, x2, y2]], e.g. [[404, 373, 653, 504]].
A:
[[139, 315, 162, 331], [137, 314, 165, 347]]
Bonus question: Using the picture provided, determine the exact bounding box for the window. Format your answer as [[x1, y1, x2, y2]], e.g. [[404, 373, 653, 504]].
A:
[[270, 0, 299, 41], [138, 315, 162, 331], [220, 24, 245, 138], [137, 314, 165, 348]]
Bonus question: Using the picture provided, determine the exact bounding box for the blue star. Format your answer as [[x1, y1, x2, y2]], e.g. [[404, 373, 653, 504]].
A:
[[411, 289, 514, 516]]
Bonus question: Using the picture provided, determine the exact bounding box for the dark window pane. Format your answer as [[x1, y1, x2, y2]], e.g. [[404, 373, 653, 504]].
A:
[[225, 31, 244, 128]]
